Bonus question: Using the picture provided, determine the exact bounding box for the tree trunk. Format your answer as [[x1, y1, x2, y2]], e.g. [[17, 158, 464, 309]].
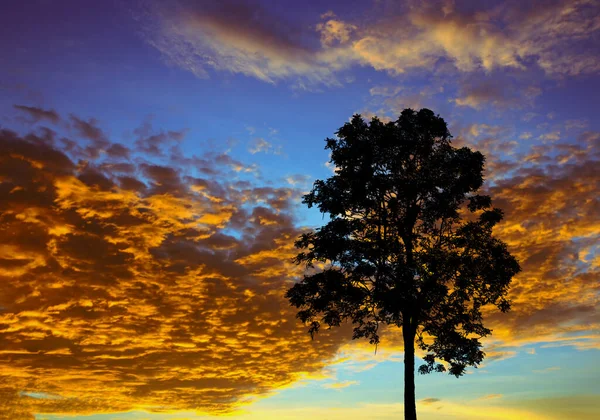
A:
[[403, 324, 417, 420]]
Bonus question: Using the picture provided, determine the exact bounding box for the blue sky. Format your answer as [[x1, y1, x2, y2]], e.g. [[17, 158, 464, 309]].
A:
[[0, 0, 599, 419]]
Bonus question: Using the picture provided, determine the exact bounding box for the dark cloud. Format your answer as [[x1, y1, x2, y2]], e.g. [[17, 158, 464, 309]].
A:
[[453, 77, 541, 110], [14, 105, 60, 124], [420, 397, 441, 405], [69, 115, 110, 159], [106, 143, 131, 159], [134, 125, 188, 156], [70, 115, 107, 144]]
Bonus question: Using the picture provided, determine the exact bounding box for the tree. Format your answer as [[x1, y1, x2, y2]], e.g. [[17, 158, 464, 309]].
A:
[[286, 109, 521, 420]]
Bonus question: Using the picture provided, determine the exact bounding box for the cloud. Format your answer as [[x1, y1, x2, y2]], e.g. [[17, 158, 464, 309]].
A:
[[68, 115, 110, 159], [520, 132, 533, 140], [285, 174, 311, 187], [0, 111, 351, 419], [248, 137, 273, 154], [452, 78, 541, 110], [1, 106, 599, 419], [362, 84, 447, 120], [477, 394, 503, 401], [14, 105, 60, 124], [350, 0, 600, 77], [420, 397, 441, 405], [70, 115, 107, 144], [136, 0, 600, 88], [322, 380, 359, 389], [316, 19, 357, 47], [135, 0, 341, 86], [466, 123, 510, 139], [477, 132, 600, 350], [369, 86, 404, 97], [134, 120, 188, 156], [539, 131, 561, 142], [532, 366, 561, 373]]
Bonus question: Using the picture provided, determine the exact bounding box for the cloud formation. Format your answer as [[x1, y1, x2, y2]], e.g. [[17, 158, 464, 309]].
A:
[[13, 105, 60, 124], [483, 144, 600, 349], [135, 0, 342, 87], [0, 110, 350, 418], [452, 121, 600, 353], [137, 0, 600, 88], [1, 105, 599, 419]]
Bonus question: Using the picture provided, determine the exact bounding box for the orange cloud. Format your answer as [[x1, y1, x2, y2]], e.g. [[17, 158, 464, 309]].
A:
[[0, 116, 350, 419], [2, 106, 599, 419], [473, 134, 600, 354]]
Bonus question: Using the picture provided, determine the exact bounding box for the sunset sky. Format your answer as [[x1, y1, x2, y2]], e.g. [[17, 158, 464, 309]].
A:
[[1, 0, 599, 419]]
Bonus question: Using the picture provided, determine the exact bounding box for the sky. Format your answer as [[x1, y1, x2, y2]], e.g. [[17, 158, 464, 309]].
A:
[[0, 0, 599, 419]]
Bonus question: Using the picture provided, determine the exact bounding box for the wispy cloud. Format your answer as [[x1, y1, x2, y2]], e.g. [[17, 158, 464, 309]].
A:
[[477, 394, 503, 401], [420, 397, 441, 405], [135, 0, 342, 87], [14, 105, 60, 124], [137, 0, 600, 91], [323, 380, 359, 389]]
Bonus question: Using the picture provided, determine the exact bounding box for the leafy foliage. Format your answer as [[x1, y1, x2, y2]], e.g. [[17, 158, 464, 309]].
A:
[[287, 109, 521, 377]]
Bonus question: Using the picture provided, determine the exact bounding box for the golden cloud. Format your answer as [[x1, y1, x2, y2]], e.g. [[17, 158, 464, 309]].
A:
[[482, 154, 600, 348], [1, 106, 599, 419], [0, 117, 350, 419], [137, 0, 600, 88]]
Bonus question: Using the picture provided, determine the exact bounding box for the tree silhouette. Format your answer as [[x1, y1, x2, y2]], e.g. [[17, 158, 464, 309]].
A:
[[286, 109, 521, 420]]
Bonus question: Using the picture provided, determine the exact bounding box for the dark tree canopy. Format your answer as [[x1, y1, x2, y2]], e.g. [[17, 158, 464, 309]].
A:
[[286, 109, 520, 420]]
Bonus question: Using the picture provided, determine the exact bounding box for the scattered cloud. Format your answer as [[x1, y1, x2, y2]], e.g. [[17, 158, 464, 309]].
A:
[[520, 132, 533, 140], [477, 394, 503, 401], [316, 19, 357, 47], [453, 78, 541, 110], [1, 105, 599, 418], [369, 85, 404, 97], [533, 366, 561, 373], [480, 132, 600, 349], [14, 105, 60, 124], [539, 131, 561, 142], [466, 123, 509, 139], [136, 0, 600, 91], [565, 119, 588, 131], [0, 110, 350, 418], [285, 174, 311, 187], [249, 137, 273, 154], [134, 120, 188, 156]]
